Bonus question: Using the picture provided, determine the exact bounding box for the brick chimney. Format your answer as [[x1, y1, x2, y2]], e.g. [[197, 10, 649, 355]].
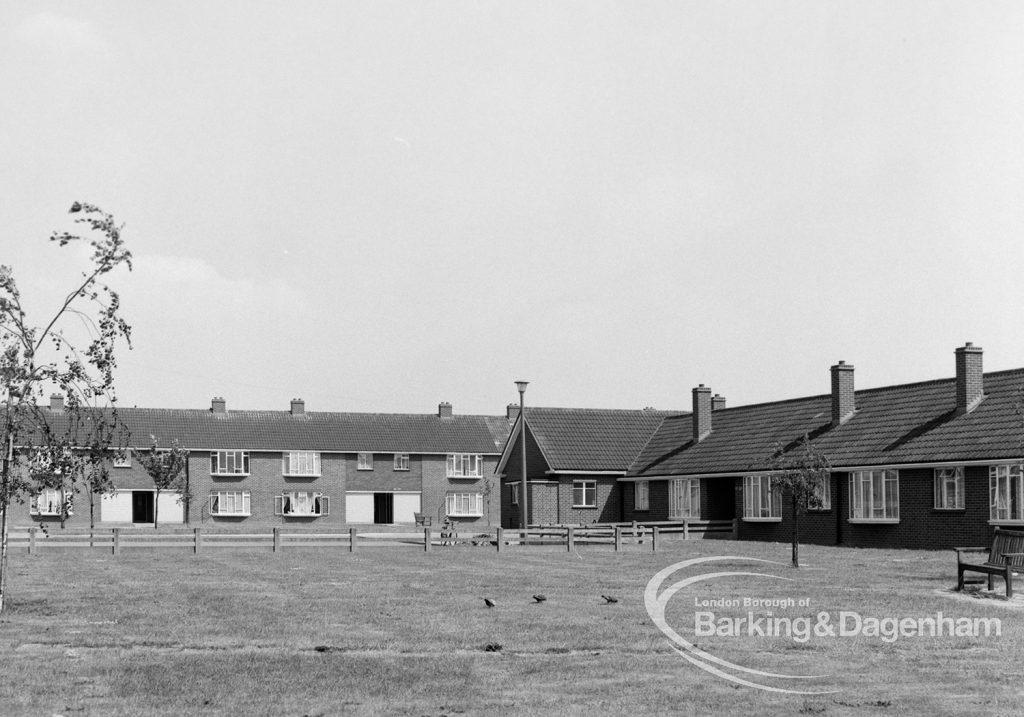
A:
[[506, 403, 520, 421], [438, 401, 453, 418], [49, 393, 64, 412], [692, 385, 712, 442], [711, 394, 726, 411], [211, 396, 226, 414], [290, 398, 305, 416], [955, 342, 984, 414], [830, 361, 855, 426]]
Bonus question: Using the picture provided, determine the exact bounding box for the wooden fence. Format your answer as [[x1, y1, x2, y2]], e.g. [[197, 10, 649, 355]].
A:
[[6, 519, 737, 555]]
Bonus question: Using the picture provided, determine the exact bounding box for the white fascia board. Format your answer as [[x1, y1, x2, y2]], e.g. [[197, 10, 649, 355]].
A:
[[545, 470, 625, 476]]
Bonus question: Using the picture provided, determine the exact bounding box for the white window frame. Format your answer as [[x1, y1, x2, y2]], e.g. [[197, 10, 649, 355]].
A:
[[357, 452, 373, 471], [670, 478, 700, 519], [743, 475, 780, 521], [510, 483, 519, 506], [274, 491, 330, 517], [30, 488, 73, 517], [934, 467, 965, 510], [447, 454, 483, 478], [209, 491, 251, 516], [849, 469, 900, 522], [446, 492, 483, 517], [634, 480, 650, 512], [572, 480, 597, 509], [394, 453, 410, 471], [809, 475, 832, 511], [211, 450, 249, 476], [282, 451, 321, 477], [113, 449, 132, 468], [989, 464, 1024, 522]]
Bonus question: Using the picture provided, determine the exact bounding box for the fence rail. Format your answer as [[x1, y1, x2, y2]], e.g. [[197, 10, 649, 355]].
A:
[[6, 519, 737, 555]]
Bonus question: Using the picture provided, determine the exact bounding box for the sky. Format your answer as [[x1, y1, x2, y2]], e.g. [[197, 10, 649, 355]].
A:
[[2, 2, 1024, 416]]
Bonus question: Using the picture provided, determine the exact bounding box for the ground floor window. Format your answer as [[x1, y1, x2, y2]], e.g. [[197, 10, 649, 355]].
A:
[[510, 483, 519, 506], [934, 467, 965, 510], [634, 480, 650, 511], [572, 480, 597, 508], [849, 469, 899, 521], [670, 478, 699, 518], [989, 464, 1024, 521], [275, 492, 329, 517], [210, 491, 251, 516], [743, 476, 778, 520], [446, 492, 483, 517], [30, 488, 72, 517], [810, 475, 832, 511]]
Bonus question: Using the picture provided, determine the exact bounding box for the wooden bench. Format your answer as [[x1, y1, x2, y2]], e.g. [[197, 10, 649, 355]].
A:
[[413, 513, 431, 527], [956, 527, 1024, 598]]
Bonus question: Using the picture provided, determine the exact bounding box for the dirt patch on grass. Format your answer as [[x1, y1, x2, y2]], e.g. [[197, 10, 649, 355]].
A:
[[933, 586, 1024, 610]]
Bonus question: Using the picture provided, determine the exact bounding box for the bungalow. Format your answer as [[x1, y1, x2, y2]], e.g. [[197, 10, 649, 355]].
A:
[[496, 405, 679, 527], [624, 343, 1024, 550], [15, 397, 510, 529]]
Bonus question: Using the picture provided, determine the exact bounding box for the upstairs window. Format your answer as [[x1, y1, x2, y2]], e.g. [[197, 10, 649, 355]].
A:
[[357, 453, 373, 471], [210, 491, 251, 516], [572, 480, 597, 508], [446, 492, 483, 517], [849, 470, 899, 521], [634, 480, 650, 511], [31, 489, 73, 517], [990, 464, 1024, 522], [113, 450, 132, 468], [394, 453, 410, 471], [743, 475, 779, 520], [211, 451, 249, 475], [447, 454, 483, 478], [275, 492, 329, 517], [283, 451, 321, 476], [934, 467, 965, 510]]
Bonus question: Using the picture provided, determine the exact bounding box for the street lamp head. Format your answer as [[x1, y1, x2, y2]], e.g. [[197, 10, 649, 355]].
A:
[[515, 380, 529, 394]]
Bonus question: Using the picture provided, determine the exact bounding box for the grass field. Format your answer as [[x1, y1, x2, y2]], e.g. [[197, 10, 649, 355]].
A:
[[0, 538, 1020, 716]]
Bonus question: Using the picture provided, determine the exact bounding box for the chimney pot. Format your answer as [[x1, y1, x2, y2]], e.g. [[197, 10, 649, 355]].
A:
[[830, 362, 855, 426], [955, 343, 984, 414], [692, 385, 712, 442]]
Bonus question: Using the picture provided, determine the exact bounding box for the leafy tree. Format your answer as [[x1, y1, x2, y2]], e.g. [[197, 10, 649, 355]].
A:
[[0, 202, 132, 611], [137, 437, 189, 529], [764, 434, 831, 568]]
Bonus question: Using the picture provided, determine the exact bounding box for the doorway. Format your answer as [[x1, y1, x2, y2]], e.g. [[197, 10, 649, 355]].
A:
[[132, 491, 155, 524], [373, 493, 394, 524]]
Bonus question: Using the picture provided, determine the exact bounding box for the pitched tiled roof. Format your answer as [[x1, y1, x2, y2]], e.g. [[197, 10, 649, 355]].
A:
[[28, 407, 511, 454], [628, 368, 1024, 477], [523, 407, 682, 472]]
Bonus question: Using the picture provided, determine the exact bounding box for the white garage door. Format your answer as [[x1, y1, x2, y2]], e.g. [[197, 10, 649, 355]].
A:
[[101, 491, 132, 522], [393, 493, 421, 524], [346, 493, 374, 523], [157, 492, 184, 524]]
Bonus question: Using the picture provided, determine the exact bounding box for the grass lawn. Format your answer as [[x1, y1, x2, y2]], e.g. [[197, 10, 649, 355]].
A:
[[0, 538, 1020, 716]]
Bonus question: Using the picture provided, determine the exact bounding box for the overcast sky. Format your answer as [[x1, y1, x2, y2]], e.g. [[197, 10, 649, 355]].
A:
[[3, 2, 1023, 416]]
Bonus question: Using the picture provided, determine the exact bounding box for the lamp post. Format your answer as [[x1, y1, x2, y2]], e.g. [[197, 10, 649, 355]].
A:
[[515, 380, 529, 531]]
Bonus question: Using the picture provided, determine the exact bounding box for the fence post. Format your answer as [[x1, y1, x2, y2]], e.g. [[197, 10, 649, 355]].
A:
[[652, 526, 659, 553], [495, 527, 503, 553], [194, 527, 202, 554], [614, 526, 621, 552], [112, 528, 120, 556], [28, 527, 36, 555], [349, 527, 357, 552], [683, 518, 689, 541], [567, 526, 574, 552], [273, 527, 281, 553], [424, 527, 431, 552], [732, 518, 739, 540]]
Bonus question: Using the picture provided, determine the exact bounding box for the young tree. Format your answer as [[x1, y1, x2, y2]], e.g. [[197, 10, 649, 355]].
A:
[[764, 434, 831, 568], [137, 437, 189, 529], [0, 202, 132, 611]]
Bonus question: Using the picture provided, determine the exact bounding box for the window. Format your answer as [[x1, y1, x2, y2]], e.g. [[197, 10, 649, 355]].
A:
[[447, 454, 483, 478], [283, 451, 321, 476], [573, 480, 597, 508], [634, 480, 650, 511], [671, 478, 700, 518], [935, 467, 965, 510], [990, 464, 1024, 522], [211, 451, 249, 475], [31, 489, 72, 517], [113, 450, 131, 468], [810, 475, 832, 511], [510, 483, 519, 506], [357, 453, 373, 470], [394, 453, 410, 471], [275, 492, 329, 517], [743, 476, 779, 520], [446, 492, 483, 517], [849, 470, 899, 521], [210, 491, 251, 516]]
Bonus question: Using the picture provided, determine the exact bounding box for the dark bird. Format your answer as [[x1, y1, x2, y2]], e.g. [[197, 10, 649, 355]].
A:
[[601, 595, 619, 604], [533, 594, 547, 603], [483, 597, 496, 608]]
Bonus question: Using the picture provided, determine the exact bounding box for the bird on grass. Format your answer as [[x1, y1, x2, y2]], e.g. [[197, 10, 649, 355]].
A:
[[601, 595, 619, 604], [532, 594, 547, 603], [482, 597, 496, 608]]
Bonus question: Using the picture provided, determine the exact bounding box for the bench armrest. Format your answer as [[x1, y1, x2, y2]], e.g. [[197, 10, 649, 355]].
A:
[[999, 552, 1024, 558], [955, 546, 988, 553]]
